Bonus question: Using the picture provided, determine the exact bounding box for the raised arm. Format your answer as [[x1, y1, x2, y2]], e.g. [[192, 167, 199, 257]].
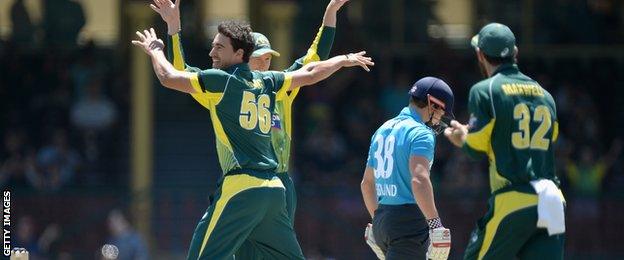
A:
[[285, 0, 348, 73], [132, 28, 197, 93], [150, 0, 181, 36], [151, 0, 202, 71], [285, 51, 373, 90], [151, 0, 217, 109], [323, 0, 349, 27]]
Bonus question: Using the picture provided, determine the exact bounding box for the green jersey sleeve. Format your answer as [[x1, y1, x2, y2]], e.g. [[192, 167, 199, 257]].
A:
[[261, 71, 292, 99], [462, 83, 495, 159], [282, 26, 336, 101], [544, 91, 560, 143], [195, 69, 230, 93], [166, 33, 201, 73], [285, 26, 336, 72], [166, 32, 215, 108]]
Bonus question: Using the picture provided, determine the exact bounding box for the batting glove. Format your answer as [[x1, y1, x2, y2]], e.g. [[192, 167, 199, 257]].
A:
[[426, 218, 451, 260], [364, 223, 385, 260], [10, 248, 29, 260]]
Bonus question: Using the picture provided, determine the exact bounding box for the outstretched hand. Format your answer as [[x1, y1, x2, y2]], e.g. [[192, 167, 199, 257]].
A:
[[131, 28, 165, 55], [150, 0, 181, 35], [443, 120, 468, 147], [343, 51, 375, 72]]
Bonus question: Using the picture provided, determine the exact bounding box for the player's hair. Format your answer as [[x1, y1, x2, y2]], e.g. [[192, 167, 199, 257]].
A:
[[410, 96, 428, 108], [483, 53, 514, 66], [217, 20, 254, 63]]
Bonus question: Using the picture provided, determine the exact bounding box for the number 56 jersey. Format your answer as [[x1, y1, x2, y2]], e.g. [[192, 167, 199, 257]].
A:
[[190, 63, 291, 175], [463, 63, 559, 193], [366, 107, 436, 205]]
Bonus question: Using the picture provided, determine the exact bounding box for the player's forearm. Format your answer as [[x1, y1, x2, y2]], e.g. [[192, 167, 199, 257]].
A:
[[150, 50, 176, 86], [167, 20, 181, 35], [291, 55, 346, 90], [411, 168, 439, 220], [323, 4, 339, 27], [361, 179, 378, 218], [149, 50, 195, 93]]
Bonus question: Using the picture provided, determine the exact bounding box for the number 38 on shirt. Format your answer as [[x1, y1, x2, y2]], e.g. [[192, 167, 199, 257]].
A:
[[373, 135, 396, 179]]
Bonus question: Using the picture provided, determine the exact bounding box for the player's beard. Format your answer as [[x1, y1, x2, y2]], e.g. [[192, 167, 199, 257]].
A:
[[212, 60, 223, 69]]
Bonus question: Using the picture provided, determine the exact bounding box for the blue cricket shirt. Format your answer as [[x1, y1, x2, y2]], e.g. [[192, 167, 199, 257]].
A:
[[366, 107, 436, 205]]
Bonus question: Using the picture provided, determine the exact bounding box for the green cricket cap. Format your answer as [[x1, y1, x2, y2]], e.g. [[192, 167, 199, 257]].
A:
[[471, 23, 516, 58], [251, 32, 280, 57]]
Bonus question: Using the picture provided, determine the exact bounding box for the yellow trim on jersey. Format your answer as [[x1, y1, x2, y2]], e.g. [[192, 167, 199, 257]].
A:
[[198, 174, 284, 256], [466, 119, 511, 192], [552, 121, 559, 143], [190, 73, 203, 93], [478, 191, 538, 260], [174, 34, 219, 109], [172, 33, 185, 70], [190, 75, 212, 109], [289, 26, 324, 100], [466, 119, 496, 152], [189, 74, 222, 109], [208, 102, 233, 149], [190, 93, 212, 109], [488, 144, 511, 192], [276, 74, 293, 100], [288, 86, 301, 101], [302, 26, 323, 65], [282, 98, 294, 137]]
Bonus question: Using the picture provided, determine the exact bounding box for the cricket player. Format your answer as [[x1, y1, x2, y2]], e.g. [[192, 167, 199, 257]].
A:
[[444, 23, 565, 259], [361, 77, 454, 260], [151, 0, 348, 225], [251, 0, 347, 224], [131, 21, 373, 259]]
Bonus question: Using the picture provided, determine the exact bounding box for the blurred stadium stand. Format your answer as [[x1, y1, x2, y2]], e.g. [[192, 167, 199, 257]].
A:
[[2, 0, 624, 259]]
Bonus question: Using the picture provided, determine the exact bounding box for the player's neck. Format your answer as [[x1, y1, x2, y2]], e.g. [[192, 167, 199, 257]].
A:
[[486, 64, 499, 78], [410, 104, 430, 122]]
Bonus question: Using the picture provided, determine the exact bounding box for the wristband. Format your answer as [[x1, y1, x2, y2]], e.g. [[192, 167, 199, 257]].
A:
[[427, 217, 443, 229]]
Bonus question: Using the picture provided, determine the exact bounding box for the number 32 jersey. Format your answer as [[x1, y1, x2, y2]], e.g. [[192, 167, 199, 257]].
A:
[[190, 63, 291, 174], [366, 107, 436, 205], [462, 63, 559, 193]]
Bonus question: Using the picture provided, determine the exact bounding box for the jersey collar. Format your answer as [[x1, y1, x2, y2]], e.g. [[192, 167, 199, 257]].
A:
[[399, 106, 423, 123], [492, 63, 519, 75], [224, 63, 250, 73]]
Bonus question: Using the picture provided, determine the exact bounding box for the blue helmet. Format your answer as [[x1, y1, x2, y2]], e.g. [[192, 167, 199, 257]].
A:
[[408, 76, 455, 134]]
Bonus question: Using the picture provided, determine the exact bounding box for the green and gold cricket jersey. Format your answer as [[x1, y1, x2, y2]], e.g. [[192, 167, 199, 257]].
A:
[[167, 26, 336, 174], [166, 33, 212, 109], [463, 63, 559, 193], [272, 26, 335, 173], [166, 34, 291, 174]]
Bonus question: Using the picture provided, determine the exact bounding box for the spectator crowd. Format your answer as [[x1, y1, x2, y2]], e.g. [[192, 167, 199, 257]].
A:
[[2, 0, 623, 258]]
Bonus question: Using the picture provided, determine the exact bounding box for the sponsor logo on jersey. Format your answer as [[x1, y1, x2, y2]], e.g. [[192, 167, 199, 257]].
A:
[[468, 114, 477, 130], [272, 114, 282, 130], [247, 79, 264, 89]]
